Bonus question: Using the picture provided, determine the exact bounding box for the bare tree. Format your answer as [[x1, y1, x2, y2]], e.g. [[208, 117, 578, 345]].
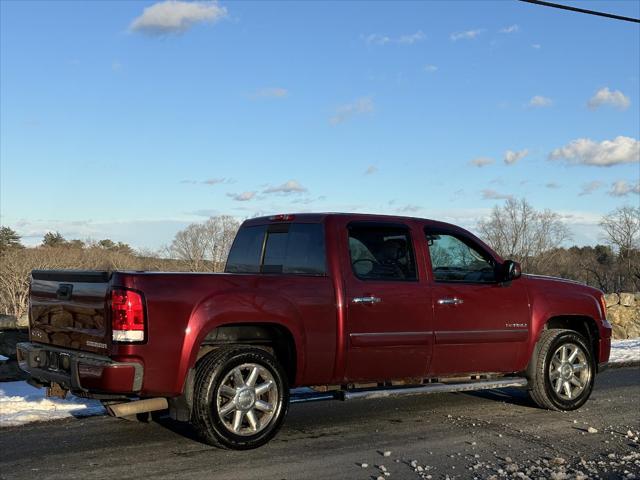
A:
[[169, 223, 212, 272], [204, 215, 240, 269], [600, 206, 640, 256], [600, 206, 640, 290], [477, 198, 572, 272], [168, 216, 240, 272]]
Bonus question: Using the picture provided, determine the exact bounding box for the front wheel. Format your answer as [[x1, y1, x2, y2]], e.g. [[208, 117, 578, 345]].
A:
[[528, 329, 595, 411], [192, 347, 289, 449]]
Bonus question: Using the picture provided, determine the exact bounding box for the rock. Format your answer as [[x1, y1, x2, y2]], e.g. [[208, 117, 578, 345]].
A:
[[607, 305, 638, 327], [604, 293, 620, 307], [360, 463, 368, 468], [627, 323, 640, 339], [619, 293, 636, 307], [587, 427, 598, 434], [16, 315, 29, 328], [0, 314, 17, 330], [612, 323, 628, 340], [382, 451, 391, 457]]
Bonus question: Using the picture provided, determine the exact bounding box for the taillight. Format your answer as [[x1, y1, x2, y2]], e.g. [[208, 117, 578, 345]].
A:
[[111, 289, 145, 343]]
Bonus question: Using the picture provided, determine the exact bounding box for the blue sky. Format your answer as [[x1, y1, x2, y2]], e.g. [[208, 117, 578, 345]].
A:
[[1, 0, 639, 249]]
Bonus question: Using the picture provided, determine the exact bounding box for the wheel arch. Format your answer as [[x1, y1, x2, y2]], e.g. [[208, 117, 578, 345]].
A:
[[169, 322, 299, 423], [527, 315, 600, 379], [193, 323, 298, 384]]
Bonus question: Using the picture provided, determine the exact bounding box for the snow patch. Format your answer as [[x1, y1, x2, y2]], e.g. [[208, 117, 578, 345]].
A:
[[0, 354, 9, 362], [609, 338, 640, 364], [0, 381, 104, 427]]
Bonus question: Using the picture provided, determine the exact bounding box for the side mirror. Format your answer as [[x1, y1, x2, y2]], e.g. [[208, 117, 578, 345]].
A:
[[502, 260, 522, 282]]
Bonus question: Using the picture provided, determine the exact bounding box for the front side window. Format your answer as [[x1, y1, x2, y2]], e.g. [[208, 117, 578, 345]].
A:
[[426, 231, 496, 283], [348, 224, 417, 281]]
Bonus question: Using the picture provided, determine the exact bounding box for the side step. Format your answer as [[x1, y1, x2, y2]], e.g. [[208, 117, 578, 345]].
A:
[[290, 377, 528, 404]]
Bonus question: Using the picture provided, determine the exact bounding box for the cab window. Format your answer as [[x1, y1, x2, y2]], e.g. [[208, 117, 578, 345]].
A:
[[426, 231, 496, 283], [348, 224, 417, 281]]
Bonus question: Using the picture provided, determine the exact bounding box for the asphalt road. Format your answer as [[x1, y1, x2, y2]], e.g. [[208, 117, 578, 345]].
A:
[[1, 367, 639, 480]]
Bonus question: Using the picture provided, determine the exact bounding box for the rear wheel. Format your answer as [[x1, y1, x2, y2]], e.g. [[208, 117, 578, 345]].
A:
[[529, 329, 595, 411], [192, 347, 289, 449]]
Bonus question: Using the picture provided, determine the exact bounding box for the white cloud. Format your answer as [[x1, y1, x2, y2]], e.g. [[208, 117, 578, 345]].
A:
[[504, 149, 529, 165], [364, 33, 390, 45], [263, 180, 307, 194], [481, 189, 513, 200], [608, 180, 640, 197], [181, 177, 233, 185], [227, 191, 256, 201], [111, 61, 122, 71], [397, 31, 426, 45], [364, 165, 378, 175], [549, 136, 640, 167], [469, 157, 494, 168], [130, 0, 227, 36], [499, 24, 519, 33], [364, 31, 425, 46], [528, 95, 553, 108], [424, 64, 438, 73], [531, 43, 541, 49], [450, 29, 484, 41], [330, 97, 374, 125], [202, 177, 229, 185], [579, 180, 604, 196], [587, 87, 630, 111], [252, 87, 288, 99], [545, 182, 561, 189]]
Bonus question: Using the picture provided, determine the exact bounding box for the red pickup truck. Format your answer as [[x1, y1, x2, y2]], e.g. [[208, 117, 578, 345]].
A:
[[17, 213, 611, 449]]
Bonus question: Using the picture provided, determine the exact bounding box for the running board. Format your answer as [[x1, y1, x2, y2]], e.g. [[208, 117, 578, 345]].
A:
[[290, 377, 528, 404]]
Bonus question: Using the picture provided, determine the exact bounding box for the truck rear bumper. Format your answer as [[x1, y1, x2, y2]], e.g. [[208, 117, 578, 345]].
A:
[[16, 342, 143, 394]]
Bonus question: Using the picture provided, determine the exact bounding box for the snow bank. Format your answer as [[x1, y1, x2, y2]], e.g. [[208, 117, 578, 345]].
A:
[[1, 339, 638, 428], [0, 381, 104, 427], [609, 338, 640, 365], [0, 354, 9, 361]]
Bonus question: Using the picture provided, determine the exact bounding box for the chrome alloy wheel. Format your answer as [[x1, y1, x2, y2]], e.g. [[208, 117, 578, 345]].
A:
[[548, 343, 592, 401], [215, 363, 279, 436]]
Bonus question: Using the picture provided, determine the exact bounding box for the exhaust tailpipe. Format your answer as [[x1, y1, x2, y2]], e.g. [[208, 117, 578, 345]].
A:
[[107, 398, 168, 418]]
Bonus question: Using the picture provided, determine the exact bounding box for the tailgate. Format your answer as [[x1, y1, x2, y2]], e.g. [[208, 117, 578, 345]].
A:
[[29, 270, 112, 355]]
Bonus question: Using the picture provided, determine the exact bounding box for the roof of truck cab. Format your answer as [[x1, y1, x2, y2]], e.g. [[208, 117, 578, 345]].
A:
[[242, 212, 463, 231]]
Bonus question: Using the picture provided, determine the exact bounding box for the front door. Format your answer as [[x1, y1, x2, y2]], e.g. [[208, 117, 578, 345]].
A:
[[343, 222, 433, 382], [424, 228, 531, 376]]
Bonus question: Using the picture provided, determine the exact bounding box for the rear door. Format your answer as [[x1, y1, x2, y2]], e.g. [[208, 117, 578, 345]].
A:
[[343, 222, 433, 382], [424, 228, 531, 376], [29, 270, 111, 355]]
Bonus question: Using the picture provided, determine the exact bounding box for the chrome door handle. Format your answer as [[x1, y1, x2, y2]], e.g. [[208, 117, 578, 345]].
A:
[[352, 296, 382, 305], [437, 297, 464, 306]]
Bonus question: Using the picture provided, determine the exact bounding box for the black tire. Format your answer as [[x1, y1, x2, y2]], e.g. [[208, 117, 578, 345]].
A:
[[528, 329, 595, 411], [191, 346, 289, 449]]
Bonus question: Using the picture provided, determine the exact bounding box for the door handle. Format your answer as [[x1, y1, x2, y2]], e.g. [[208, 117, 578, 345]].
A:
[[437, 297, 464, 306], [352, 296, 382, 305]]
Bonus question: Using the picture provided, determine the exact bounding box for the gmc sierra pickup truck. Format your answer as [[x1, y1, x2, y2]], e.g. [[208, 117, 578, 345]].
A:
[[17, 213, 611, 449]]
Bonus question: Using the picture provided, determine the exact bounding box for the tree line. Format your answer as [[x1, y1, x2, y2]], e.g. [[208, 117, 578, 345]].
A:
[[0, 202, 638, 319]]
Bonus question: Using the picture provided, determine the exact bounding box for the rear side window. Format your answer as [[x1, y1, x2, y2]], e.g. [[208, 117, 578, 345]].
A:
[[225, 225, 266, 273], [225, 223, 326, 275], [348, 224, 417, 281]]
